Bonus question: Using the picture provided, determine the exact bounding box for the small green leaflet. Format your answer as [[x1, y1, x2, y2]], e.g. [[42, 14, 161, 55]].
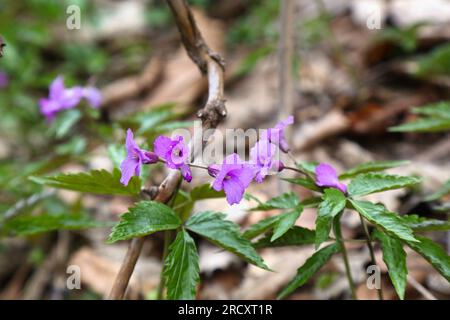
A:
[[48, 109, 82, 139], [425, 179, 450, 201], [315, 189, 346, 249], [271, 209, 303, 241], [283, 178, 321, 192], [2, 213, 106, 236], [412, 101, 450, 119], [250, 192, 301, 211], [400, 214, 450, 232], [348, 173, 420, 197], [30, 169, 141, 196], [389, 118, 450, 133], [243, 215, 280, 240], [373, 230, 407, 300], [404, 236, 450, 282], [254, 227, 315, 248], [339, 160, 409, 180], [185, 211, 269, 270], [349, 199, 417, 243], [107, 201, 182, 243], [296, 161, 317, 176], [277, 243, 340, 299], [163, 230, 200, 300]]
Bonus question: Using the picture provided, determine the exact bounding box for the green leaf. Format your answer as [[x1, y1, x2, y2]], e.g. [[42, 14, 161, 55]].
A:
[[277, 243, 340, 299], [425, 179, 450, 201], [271, 209, 303, 241], [107, 201, 182, 243], [416, 43, 450, 77], [348, 173, 420, 197], [243, 215, 280, 240], [3, 213, 106, 236], [412, 101, 450, 119], [254, 227, 316, 248], [185, 211, 268, 270], [296, 161, 317, 176], [301, 196, 322, 208], [108, 143, 127, 169], [163, 230, 199, 300], [349, 199, 417, 242], [251, 192, 301, 211], [339, 160, 409, 180], [389, 118, 450, 133], [190, 184, 225, 201], [404, 236, 450, 282], [373, 230, 407, 300], [30, 169, 141, 196], [400, 214, 450, 232], [315, 189, 346, 248], [283, 178, 321, 192]]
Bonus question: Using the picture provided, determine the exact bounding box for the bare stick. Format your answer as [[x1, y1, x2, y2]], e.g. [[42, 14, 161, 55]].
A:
[[107, 0, 226, 300]]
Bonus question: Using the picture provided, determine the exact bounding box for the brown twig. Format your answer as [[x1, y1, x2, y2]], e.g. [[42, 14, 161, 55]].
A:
[[107, 0, 226, 300]]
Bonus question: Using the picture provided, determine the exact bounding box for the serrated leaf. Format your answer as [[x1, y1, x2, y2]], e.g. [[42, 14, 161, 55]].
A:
[[271, 209, 303, 241], [30, 169, 141, 196], [301, 196, 322, 208], [373, 230, 407, 300], [277, 243, 340, 299], [349, 199, 417, 243], [389, 118, 450, 133], [348, 173, 420, 197], [315, 189, 346, 248], [3, 213, 106, 236], [243, 215, 280, 240], [254, 227, 316, 248], [251, 192, 301, 211], [107, 201, 181, 243], [400, 214, 450, 232], [282, 178, 321, 192], [339, 160, 409, 180], [185, 211, 268, 270], [163, 230, 199, 300], [404, 236, 450, 282], [425, 179, 450, 201]]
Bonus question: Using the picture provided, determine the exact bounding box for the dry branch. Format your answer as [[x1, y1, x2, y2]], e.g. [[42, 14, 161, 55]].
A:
[[107, 0, 226, 300]]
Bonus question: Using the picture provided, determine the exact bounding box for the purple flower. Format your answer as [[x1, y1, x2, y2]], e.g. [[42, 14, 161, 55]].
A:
[[82, 87, 102, 108], [250, 139, 284, 183], [154, 135, 192, 182], [260, 116, 294, 153], [120, 129, 158, 186], [39, 76, 83, 121], [315, 163, 347, 194], [0, 71, 9, 88], [208, 154, 255, 205]]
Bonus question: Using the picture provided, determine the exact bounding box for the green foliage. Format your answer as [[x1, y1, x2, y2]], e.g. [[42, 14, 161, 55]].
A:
[[377, 25, 422, 53], [373, 230, 407, 300], [243, 215, 280, 240], [416, 43, 450, 77], [283, 177, 321, 192], [349, 200, 417, 242], [400, 214, 450, 232], [348, 173, 420, 197], [254, 227, 316, 248], [315, 189, 346, 249], [30, 169, 141, 196], [390, 101, 450, 132], [339, 160, 409, 180], [108, 201, 182, 243], [250, 192, 301, 211], [185, 211, 268, 270], [271, 209, 303, 241], [48, 109, 82, 139], [277, 243, 340, 299], [2, 212, 105, 236], [163, 230, 199, 300], [404, 236, 450, 282]]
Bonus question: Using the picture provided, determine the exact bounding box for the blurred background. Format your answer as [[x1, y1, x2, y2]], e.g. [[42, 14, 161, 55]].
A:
[[0, 0, 449, 300]]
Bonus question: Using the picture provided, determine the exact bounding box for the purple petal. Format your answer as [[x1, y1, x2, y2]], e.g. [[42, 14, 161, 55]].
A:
[[154, 135, 174, 160], [180, 164, 192, 182], [60, 86, 83, 109], [49, 76, 65, 100], [125, 129, 139, 155], [223, 176, 246, 205], [83, 87, 102, 108], [315, 163, 347, 193], [39, 98, 60, 121], [120, 156, 139, 186]]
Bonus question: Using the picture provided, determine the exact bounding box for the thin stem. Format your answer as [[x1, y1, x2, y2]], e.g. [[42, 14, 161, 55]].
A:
[[283, 165, 315, 180], [333, 213, 357, 300], [157, 230, 173, 300], [188, 162, 209, 170], [359, 214, 383, 300]]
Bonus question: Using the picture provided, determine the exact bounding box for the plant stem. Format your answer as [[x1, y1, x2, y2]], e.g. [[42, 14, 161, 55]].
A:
[[333, 213, 357, 300], [359, 214, 383, 300], [157, 230, 173, 300]]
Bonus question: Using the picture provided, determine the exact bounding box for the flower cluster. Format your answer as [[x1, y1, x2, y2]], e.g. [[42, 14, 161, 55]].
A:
[[120, 116, 347, 205], [39, 76, 102, 121]]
